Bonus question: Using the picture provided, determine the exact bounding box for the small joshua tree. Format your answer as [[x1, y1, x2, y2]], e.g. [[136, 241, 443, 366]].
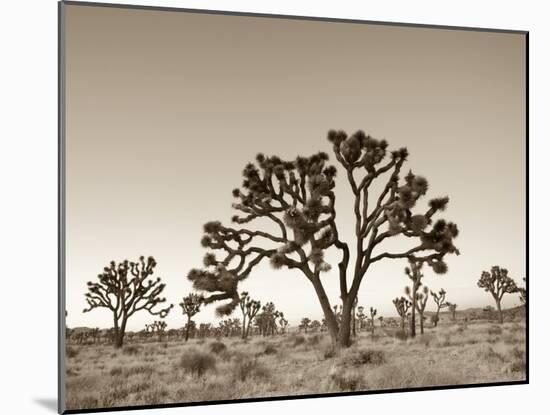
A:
[[352, 296, 358, 336], [255, 302, 281, 336], [430, 289, 448, 327], [279, 315, 289, 334], [415, 286, 429, 334], [477, 266, 519, 324], [179, 293, 203, 341], [404, 259, 429, 337], [369, 307, 377, 337], [311, 319, 321, 332], [83, 256, 173, 348], [299, 317, 311, 333], [238, 291, 261, 339], [356, 306, 366, 332], [447, 302, 457, 322], [393, 297, 411, 332], [147, 320, 167, 342]]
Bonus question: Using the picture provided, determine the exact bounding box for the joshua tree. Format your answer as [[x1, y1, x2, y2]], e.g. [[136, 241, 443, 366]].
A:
[[393, 297, 411, 331], [404, 259, 430, 337], [83, 256, 173, 348], [279, 315, 289, 334], [356, 306, 366, 331], [477, 266, 519, 324], [351, 296, 358, 336], [415, 286, 429, 334], [187, 130, 459, 348], [369, 307, 377, 337], [238, 291, 261, 339], [299, 317, 312, 333], [447, 302, 457, 322], [255, 302, 281, 336], [518, 277, 527, 306], [146, 320, 167, 342], [430, 289, 448, 327], [179, 293, 203, 341]]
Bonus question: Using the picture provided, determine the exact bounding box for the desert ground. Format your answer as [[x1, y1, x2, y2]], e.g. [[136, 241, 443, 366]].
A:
[[65, 315, 526, 411]]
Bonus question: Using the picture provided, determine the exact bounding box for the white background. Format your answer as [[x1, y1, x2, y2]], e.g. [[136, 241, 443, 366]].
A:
[[0, 0, 544, 414]]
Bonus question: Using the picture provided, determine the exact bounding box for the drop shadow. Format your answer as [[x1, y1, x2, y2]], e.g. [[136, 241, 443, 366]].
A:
[[34, 398, 57, 412]]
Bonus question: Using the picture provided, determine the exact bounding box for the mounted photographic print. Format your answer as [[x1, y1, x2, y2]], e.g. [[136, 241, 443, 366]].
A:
[[58, 1, 528, 413]]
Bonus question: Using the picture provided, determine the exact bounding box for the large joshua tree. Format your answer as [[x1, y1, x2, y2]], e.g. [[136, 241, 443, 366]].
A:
[[187, 130, 459, 347], [179, 293, 203, 341], [477, 266, 519, 324], [83, 256, 173, 348]]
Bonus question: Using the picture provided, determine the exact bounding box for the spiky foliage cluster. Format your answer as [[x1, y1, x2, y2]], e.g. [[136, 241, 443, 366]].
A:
[[238, 291, 262, 339], [430, 288, 448, 327], [328, 130, 459, 276], [254, 302, 282, 336], [187, 151, 341, 316], [180, 293, 203, 318], [83, 256, 173, 348], [477, 266, 519, 323]]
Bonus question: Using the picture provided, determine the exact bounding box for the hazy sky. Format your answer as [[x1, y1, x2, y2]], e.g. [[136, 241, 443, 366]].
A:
[[64, 4, 526, 330]]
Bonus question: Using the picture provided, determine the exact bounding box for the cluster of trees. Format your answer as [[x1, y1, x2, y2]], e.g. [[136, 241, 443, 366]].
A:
[[80, 130, 526, 349]]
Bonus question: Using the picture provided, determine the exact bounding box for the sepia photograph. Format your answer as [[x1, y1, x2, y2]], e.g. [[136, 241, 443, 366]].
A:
[[59, 1, 527, 413]]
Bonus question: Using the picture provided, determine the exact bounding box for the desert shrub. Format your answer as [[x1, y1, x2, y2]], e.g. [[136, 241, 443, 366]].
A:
[[477, 346, 505, 363], [161, 342, 168, 349], [418, 333, 436, 347], [66, 346, 79, 359], [263, 344, 278, 355], [179, 349, 216, 377], [345, 349, 386, 367], [307, 335, 322, 346], [329, 368, 365, 391], [109, 366, 123, 376], [209, 341, 227, 354], [290, 335, 306, 347], [507, 347, 526, 373], [122, 345, 141, 356], [488, 325, 502, 336], [232, 357, 271, 382], [124, 365, 155, 377], [394, 330, 408, 341], [323, 346, 337, 359]]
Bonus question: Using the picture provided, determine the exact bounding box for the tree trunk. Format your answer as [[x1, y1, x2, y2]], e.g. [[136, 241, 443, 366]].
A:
[[410, 302, 416, 337], [241, 312, 246, 339], [496, 300, 503, 324], [400, 316, 405, 331], [185, 317, 191, 341], [434, 309, 440, 327], [114, 318, 126, 349], [337, 298, 355, 347], [352, 305, 356, 337], [309, 275, 339, 345], [420, 313, 424, 334]]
